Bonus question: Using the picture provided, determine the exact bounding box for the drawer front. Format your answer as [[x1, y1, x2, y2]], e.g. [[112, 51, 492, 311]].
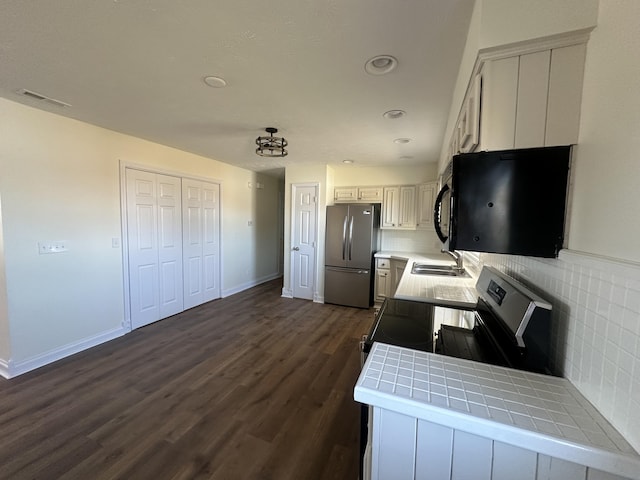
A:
[[376, 258, 390, 269]]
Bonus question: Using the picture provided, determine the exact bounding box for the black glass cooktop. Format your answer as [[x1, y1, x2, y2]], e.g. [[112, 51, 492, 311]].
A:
[[364, 298, 434, 353]]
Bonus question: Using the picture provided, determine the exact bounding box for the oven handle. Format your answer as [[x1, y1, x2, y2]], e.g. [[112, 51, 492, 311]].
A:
[[433, 183, 450, 243]]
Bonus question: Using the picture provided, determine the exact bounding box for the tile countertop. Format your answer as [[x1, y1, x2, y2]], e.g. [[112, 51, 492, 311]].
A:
[[355, 343, 640, 480], [375, 251, 479, 308]]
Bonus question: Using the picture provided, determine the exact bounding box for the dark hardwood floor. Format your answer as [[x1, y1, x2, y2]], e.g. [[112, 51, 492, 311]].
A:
[[0, 279, 374, 480]]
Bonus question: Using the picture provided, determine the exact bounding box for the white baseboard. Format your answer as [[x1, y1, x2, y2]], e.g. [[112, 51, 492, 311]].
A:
[[2, 326, 128, 379], [313, 293, 324, 303], [281, 288, 293, 298], [0, 358, 9, 379], [222, 273, 282, 298]]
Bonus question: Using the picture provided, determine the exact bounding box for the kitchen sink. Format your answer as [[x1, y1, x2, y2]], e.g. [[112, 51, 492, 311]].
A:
[[410, 262, 470, 277]]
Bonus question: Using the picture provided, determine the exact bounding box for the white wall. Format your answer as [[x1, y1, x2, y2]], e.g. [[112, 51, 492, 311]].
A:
[[0, 193, 10, 364], [0, 97, 281, 375], [568, 0, 640, 262], [331, 163, 437, 187], [479, 0, 598, 50]]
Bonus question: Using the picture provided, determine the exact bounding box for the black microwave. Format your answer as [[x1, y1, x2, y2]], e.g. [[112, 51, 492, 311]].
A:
[[434, 146, 571, 258]]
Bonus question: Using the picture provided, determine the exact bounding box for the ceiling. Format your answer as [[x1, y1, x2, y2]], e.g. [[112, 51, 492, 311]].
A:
[[0, 0, 474, 176]]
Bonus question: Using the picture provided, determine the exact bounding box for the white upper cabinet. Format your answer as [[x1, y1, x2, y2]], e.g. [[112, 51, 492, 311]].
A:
[[381, 187, 399, 228], [478, 43, 586, 152], [450, 37, 587, 157], [334, 186, 383, 203], [381, 186, 416, 230], [334, 186, 358, 202], [515, 50, 551, 148], [397, 186, 417, 229], [416, 182, 437, 230], [545, 43, 587, 146], [479, 56, 519, 151], [358, 186, 384, 202]]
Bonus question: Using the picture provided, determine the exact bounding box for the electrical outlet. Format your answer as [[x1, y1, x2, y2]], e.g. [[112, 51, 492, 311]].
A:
[[38, 241, 68, 254]]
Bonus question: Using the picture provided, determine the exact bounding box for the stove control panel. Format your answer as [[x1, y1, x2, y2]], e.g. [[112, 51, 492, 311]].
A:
[[487, 280, 507, 305]]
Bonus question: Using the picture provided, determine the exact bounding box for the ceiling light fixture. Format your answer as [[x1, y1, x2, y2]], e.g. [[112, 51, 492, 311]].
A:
[[394, 138, 412, 144], [343, 159, 354, 164], [203, 76, 227, 88], [365, 55, 398, 75], [256, 127, 288, 157], [383, 109, 406, 120]]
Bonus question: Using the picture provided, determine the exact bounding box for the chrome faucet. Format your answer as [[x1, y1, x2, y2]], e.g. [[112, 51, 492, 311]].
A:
[[442, 249, 464, 271]]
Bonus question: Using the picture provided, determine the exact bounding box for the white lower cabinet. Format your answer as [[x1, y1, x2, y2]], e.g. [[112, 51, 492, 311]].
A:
[[375, 258, 391, 302], [375, 257, 407, 302], [368, 408, 632, 480]]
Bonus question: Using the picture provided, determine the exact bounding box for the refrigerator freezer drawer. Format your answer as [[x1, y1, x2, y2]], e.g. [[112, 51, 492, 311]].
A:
[[324, 267, 373, 308]]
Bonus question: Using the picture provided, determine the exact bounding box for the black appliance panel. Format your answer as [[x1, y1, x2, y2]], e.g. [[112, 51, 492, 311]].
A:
[[449, 146, 571, 258], [364, 298, 434, 354]]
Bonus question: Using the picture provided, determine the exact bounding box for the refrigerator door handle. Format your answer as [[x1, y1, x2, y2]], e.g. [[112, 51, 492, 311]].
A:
[[348, 216, 354, 260], [342, 215, 348, 260]]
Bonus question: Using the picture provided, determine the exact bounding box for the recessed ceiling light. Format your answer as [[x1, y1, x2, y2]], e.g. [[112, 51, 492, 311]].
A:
[[203, 76, 227, 88], [383, 110, 406, 120], [394, 138, 412, 144], [399, 156, 414, 160], [365, 55, 398, 75], [343, 159, 354, 164]]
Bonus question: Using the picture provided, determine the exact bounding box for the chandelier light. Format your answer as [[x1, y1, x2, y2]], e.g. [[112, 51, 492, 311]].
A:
[[255, 127, 288, 157]]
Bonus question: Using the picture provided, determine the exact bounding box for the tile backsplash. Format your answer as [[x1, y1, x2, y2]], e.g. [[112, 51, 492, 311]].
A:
[[380, 229, 442, 253], [468, 249, 640, 453]]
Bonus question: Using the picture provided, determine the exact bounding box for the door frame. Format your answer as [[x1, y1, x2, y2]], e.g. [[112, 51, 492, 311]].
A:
[[119, 160, 223, 331], [288, 182, 320, 302]]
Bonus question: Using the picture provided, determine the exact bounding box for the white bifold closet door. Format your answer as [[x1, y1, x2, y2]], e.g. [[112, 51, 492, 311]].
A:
[[182, 178, 221, 309], [126, 169, 183, 329]]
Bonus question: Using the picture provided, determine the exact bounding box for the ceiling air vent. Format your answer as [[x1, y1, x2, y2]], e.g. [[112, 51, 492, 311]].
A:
[[17, 89, 71, 108]]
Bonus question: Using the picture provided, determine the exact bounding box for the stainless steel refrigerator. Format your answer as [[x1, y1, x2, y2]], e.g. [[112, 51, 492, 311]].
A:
[[324, 203, 380, 308]]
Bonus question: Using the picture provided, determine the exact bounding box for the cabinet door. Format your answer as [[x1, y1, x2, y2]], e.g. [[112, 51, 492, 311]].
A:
[[417, 182, 437, 229], [358, 186, 383, 202], [375, 268, 391, 301], [381, 187, 399, 228], [397, 186, 416, 229], [515, 50, 551, 148], [480, 56, 519, 151], [334, 187, 357, 202], [545, 43, 586, 146], [391, 260, 407, 296], [458, 73, 481, 154]]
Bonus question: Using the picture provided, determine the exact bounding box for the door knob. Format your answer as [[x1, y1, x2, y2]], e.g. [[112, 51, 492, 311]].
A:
[[293, 246, 300, 251]]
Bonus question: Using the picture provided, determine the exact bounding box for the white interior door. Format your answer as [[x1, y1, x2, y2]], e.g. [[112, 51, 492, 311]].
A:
[[126, 169, 183, 329], [157, 176, 184, 319], [292, 184, 317, 300], [183, 179, 221, 309]]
